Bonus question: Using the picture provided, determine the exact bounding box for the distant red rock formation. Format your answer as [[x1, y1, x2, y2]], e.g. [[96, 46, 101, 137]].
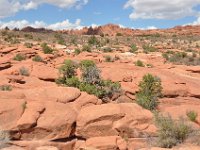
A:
[[21, 26, 53, 33]]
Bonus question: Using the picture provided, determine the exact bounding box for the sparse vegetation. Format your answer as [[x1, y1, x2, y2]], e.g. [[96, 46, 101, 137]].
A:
[[129, 44, 138, 53], [74, 48, 81, 55], [19, 67, 30, 76], [0, 85, 12, 91], [24, 42, 33, 48], [155, 113, 190, 148], [135, 60, 145, 67], [32, 55, 43, 62], [82, 45, 91, 52], [13, 54, 26, 61], [0, 129, 10, 149], [57, 59, 121, 101], [104, 55, 114, 62], [41, 43, 54, 54], [136, 74, 162, 110], [186, 111, 198, 122], [143, 45, 157, 53], [163, 51, 200, 66]]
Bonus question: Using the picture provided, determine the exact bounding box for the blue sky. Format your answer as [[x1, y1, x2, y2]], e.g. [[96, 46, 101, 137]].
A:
[[0, 0, 200, 30]]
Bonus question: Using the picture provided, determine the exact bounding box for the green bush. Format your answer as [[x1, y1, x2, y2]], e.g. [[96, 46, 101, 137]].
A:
[[0, 85, 12, 91], [135, 60, 145, 67], [41, 43, 54, 54], [59, 60, 77, 79], [155, 113, 190, 148], [80, 60, 96, 70], [143, 45, 157, 53], [81, 65, 101, 84], [102, 47, 113, 53], [186, 111, 198, 122], [54, 34, 65, 45], [24, 42, 33, 48], [136, 74, 162, 110], [13, 54, 26, 61], [82, 45, 91, 52], [88, 36, 99, 45], [32, 55, 43, 62], [19, 67, 30, 76], [162, 53, 169, 60], [130, 44, 138, 53], [74, 48, 81, 55], [65, 77, 80, 88]]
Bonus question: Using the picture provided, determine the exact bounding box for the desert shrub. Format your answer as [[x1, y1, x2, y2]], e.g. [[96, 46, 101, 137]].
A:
[[65, 77, 80, 88], [104, 55, 114, 62], [162, 53, 169, 60], [130, 44, 138, 53], [146, 63, 153, 68], [74, 48, 81, 55], [54, 34, 65, 45], [57, 59, 121, 101], [165, 52, 200, 66], [24, 34, 33, 39], [0, 129, 10, 148], [19, 67, 30, 76], [143, 45, 157, 53], [24, 42, 33, 48], [88, 36, 99, 45], [81, 65, 101, 84], [80, 60, 96, 70], [0, 85, 12, 91], [13, 54, 26, 61], [116, 33, 122, 36], [135, 60, 145, 67], [186, 111, 198, 122], [136, 74, 162, 110], [41, 43, 54, 54], [59, 60, 78, 79], [102, 47, 113, 53], [32, 55, 43, 62], [155, 113, 190, 148], [82, 45, 91, 52]]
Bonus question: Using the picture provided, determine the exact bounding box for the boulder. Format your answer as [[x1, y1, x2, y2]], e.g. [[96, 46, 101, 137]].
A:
[[24, 87, 81, 103], [85, 136, 127, 150], [76, 103, 154, 138]]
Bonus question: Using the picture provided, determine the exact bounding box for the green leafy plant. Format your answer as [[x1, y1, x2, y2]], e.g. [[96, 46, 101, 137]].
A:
[[82, 45, 91, 52], [129, 44, 138, 53], [32, 55, 43, 62], [41, 43, 54, 54], [143, 45, 157, 53], [74, 48, 81, 55], [135, 60, 145, 67], [186, 111, 198, 122], [59, 60, 78, 79], [136, 74, 162, 110], [13, 54, 26, 61]]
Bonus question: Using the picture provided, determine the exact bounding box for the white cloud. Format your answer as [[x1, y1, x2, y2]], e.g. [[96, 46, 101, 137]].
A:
[[124, 0, 200, 20], [131, 26, 157, 30], [186, 16, 200, 25], [0, 19, 83, 30], [0, 0, 89, 18]]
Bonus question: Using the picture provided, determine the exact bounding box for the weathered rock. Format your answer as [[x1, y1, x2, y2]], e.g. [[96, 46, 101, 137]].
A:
[[76, 103, 154, 138], [85, 136, 127, 150], [24, 87, 81, 103]]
